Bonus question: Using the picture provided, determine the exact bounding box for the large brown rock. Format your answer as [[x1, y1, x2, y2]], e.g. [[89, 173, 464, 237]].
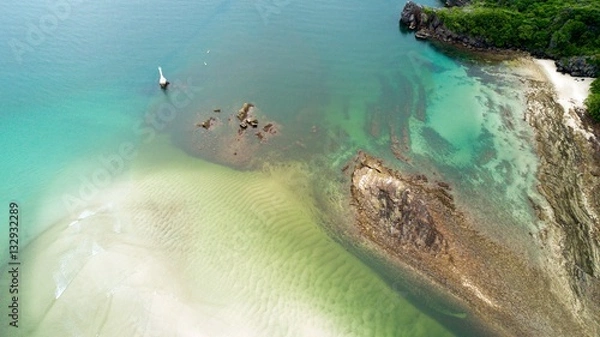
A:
[[348, 151, 596, 336], [351, 151, 449, 257]]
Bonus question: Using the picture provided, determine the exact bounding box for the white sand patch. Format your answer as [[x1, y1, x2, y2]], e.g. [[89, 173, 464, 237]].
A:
[[534, 59, 596, 140], [3, 142, 455, 337], [534, 59, 592, 111]]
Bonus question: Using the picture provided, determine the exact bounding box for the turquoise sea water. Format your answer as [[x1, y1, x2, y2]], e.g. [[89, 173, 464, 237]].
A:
[[1, 0, 542, 336]]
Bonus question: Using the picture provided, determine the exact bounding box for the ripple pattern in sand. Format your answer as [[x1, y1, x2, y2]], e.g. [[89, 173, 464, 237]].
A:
[[5, 156, 455, 337]]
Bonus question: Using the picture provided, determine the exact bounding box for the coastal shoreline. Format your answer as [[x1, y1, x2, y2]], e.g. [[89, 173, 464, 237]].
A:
[[334, 56, 600, 337], [533, 59, 592, 112], [521, 57, 600, 335], [532, 59, 597, 140]]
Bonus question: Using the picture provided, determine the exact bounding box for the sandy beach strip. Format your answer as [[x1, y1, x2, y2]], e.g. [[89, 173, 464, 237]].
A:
[[533, 59, 596, 139], [534, 59, 592, 112]]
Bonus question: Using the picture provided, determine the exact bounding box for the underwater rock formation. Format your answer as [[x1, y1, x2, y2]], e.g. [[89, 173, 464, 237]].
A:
[[187, 103, 283, 168], [197, 117, 217, 130]]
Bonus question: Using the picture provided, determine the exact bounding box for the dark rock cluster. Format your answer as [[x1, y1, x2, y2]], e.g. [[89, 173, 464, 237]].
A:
[[556, 56, 599, 77], [444, 0, 470, 7], [237, 102, 259, 129], [400, 1, 492, 50], [256, 123, 278, 141]]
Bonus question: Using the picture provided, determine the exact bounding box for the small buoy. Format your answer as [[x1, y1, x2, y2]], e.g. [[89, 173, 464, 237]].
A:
[[158, 66, 170, 89]]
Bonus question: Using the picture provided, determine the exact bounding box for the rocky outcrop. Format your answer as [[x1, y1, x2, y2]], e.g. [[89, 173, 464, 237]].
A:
[[399, 1, 424, 30], [400, 1, 493, 50], [197, 117, 217, 130], [400, 2, 600, 78], [348, 151, 597, 336], [443, 0, 470, 7], [524, 75, 600, 333], [237, 102, 259, 129], [351, 152, 449, 256], [556, 56, 599, 77]]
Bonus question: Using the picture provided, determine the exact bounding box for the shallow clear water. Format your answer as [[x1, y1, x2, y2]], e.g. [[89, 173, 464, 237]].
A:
[[1, 0, 540, 336]]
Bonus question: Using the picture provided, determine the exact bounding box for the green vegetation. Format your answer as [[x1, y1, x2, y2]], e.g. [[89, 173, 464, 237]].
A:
[[586, 78, 600, 121], [436, 0, 600, 57], [434, 0, 600, 121]]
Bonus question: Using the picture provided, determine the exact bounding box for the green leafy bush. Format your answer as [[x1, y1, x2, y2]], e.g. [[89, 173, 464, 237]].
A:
[[437, 0, 600, 58], [591, 77, 600, 93], [434, 0, 600, 120], [587, 78, 600, 122]]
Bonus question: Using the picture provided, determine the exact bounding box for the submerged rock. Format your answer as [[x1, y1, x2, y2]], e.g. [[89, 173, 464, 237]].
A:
[[196, 117, 217, 130], [255, 122, 280, 142], [263, 123, 276, 133]]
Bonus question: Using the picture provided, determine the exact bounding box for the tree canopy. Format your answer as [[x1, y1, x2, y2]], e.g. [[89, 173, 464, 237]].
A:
[[434, 0, 600, 120], [586, 78, 600, 121]]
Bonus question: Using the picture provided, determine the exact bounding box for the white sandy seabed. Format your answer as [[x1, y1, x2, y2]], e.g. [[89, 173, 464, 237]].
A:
[[1, 139, 455, 337]]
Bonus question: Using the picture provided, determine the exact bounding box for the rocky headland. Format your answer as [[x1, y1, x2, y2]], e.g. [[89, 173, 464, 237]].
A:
[[523, 63, 600, 327], [399, 1, 599, 77], [343, 58, 600, 335], [397, 10, 600, 333], [347, 146, 599, 336], [350, 10, 600, 328], [400, 1, 488, 48]]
